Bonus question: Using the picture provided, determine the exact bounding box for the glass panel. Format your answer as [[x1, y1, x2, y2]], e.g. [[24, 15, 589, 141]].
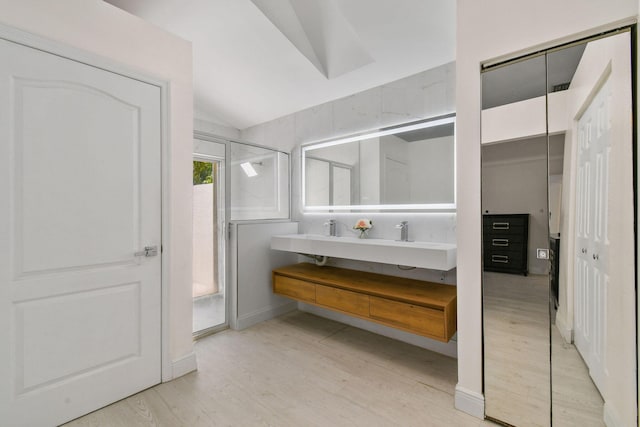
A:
[[193, 159, 225, 334], [481, 54, 551, 427], [230, 142, 290, 220]]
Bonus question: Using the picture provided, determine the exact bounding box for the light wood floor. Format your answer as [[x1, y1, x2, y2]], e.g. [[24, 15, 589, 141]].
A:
[[483, 271, 604, 427], [64, 311, 491, 427], [483, 272, 551, 427]]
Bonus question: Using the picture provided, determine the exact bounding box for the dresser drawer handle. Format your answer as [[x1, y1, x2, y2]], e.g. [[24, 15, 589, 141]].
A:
[[492, 222, 510, 230], [491, 255, 509, 263], [492, 238, 509, 247]]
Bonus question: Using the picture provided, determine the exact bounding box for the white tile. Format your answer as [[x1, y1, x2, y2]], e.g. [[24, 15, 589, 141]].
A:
[[332, 87, 382, 135], [295, 103, 334, 143]]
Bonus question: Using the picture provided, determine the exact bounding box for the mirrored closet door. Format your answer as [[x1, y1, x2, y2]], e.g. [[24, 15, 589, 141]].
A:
[[481, 28, 636, 427]]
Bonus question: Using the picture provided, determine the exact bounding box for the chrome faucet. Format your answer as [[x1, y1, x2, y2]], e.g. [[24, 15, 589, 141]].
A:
[[324, 219, 337, 237], [396, 221, 409, 242]]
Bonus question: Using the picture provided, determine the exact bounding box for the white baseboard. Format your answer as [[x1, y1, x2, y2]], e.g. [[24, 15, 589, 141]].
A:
[[299, 303, 458, 358], [603, 402, 623, 427], [454, 385, 485, 419], [235, 301, 297, 330], [170, 351, 197, 380], [555, 314, 573, 344]]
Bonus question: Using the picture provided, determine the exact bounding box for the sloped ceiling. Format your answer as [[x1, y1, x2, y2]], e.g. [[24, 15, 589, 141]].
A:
[[105, 0, 455, 129]]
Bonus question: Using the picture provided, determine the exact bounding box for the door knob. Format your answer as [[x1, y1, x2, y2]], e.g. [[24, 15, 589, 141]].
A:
[[593, 253, 599, 260], [135, 246, 158, 257]]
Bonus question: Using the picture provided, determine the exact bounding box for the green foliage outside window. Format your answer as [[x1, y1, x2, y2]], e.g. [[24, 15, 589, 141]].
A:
[[193, 161, 214, 185]]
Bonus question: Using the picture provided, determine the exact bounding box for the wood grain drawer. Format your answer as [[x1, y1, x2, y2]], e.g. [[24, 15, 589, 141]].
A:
[[273, 275, 316, 303], [316, 285, 370, 317], [272, 263, 457, 342], [369, 296, 445, 340]]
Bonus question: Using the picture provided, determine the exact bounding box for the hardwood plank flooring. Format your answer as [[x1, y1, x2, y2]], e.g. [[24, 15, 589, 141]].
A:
[[483, 272, 551, 427], [483, 271, 605, 427], [64, 311, 491, 427]]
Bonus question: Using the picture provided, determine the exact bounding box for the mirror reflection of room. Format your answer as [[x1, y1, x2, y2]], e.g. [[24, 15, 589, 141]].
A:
[[481, 53, 551, 427], [303, 116, 455, 209], [481, 29, 635, 427]]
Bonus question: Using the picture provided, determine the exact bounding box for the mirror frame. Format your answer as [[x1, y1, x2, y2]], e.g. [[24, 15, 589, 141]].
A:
[[301, 113, 457, 212]]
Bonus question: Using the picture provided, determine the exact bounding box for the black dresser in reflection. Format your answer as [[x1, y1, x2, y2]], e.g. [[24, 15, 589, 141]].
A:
[[483, 214, 529, 275]]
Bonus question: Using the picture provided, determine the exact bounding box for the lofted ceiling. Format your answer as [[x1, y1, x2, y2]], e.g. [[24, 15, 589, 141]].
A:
[[104, 0, 455, 130]]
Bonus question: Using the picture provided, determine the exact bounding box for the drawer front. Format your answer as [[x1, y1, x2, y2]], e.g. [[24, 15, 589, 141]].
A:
[[483, 236, 524, 251], [369, 297, 445, 340], [273, 275, 316, 303], [483, 215, 528, 229], [483, 224, 526, 238], [484, 252, 525, 269], [316, 285, 370, 317]]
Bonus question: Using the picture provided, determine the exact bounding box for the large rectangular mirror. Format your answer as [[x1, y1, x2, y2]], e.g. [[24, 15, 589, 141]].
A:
[[302, 114, 455, 211]]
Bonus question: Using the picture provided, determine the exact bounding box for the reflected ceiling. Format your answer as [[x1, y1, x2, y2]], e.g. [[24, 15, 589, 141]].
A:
[[482, 44, 586, 110]]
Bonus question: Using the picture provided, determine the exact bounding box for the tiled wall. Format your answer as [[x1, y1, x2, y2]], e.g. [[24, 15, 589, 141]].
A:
[[240, 61, 457, 285], [241, 61, 455, 152]]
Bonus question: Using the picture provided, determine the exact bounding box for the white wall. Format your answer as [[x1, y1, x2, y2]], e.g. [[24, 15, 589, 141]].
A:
[[0, 0, 195, 377], [193, 184, 216, 295], [230, 222, 299, 329], [194, 118, 241, 141], [456, 0, 638, 418]]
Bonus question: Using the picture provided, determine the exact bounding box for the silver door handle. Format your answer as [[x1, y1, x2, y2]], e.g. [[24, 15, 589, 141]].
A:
[[135, 246, 158, 257], [492, 238, 509, 246]]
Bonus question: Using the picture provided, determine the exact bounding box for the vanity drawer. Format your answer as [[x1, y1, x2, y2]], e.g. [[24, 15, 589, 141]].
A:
[[316, 285, 370, 317], [273, 263, 457, 341], [273, 275, 316, 303], [369, 296, 445, 340]]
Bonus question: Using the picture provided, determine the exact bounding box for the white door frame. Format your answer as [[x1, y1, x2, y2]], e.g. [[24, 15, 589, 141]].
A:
[[193, 133, 230, 335], [0, 24, 174, 382]]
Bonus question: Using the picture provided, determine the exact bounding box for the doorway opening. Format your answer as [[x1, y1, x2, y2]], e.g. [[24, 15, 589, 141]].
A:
[[193, 158, 226, 336]]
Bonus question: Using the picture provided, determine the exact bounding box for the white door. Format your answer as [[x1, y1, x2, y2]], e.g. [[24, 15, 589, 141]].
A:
[[574, 76, 611, 393], [0, 37, 162, 426], [382, 156, 410, 204]]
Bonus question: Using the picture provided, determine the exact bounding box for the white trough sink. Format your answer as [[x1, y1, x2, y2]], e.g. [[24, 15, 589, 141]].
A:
[[270, 234, 456, 271]]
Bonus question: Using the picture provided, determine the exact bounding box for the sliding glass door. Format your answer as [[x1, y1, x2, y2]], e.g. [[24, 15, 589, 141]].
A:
[[193, 137, 227, 337]]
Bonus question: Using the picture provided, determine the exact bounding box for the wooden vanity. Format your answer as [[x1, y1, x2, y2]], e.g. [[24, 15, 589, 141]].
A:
[[272, 263, 457, 342]]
